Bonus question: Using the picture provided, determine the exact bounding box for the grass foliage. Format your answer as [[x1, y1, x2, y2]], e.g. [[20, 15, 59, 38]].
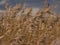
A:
[[0, 3, 60, 45]]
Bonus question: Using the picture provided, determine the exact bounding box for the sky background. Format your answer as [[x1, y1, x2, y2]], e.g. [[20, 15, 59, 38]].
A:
[[0, 0, 60, 14]]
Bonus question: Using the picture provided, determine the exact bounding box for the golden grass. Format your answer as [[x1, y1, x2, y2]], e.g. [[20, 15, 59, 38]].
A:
[[0, 3, 60, 45]]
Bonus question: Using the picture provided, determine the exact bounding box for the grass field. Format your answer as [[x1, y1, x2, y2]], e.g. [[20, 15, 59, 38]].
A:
[[0, 2, 60, 45]]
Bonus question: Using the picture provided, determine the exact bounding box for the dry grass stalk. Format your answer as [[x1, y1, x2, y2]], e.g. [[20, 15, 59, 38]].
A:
[[0, 3, 60, 45]]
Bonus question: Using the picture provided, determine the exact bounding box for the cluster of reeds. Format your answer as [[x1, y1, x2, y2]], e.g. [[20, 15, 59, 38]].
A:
[[0, 3, 60, 45]]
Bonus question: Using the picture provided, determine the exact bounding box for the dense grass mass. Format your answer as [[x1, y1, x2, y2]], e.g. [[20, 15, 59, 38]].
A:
[[0, 3, 60, 45]]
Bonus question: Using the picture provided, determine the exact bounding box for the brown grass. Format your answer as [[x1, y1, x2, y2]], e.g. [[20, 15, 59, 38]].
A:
[[0, 3, 60, 45]]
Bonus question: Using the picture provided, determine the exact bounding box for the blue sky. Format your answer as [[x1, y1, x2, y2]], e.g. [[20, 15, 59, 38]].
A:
[[2, 0, 54, 7], [0, 0, 60, 8], [0, 0, 60, 14]]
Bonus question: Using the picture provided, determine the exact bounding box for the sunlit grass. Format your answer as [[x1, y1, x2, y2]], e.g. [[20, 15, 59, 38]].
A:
[[0, 3, 60, 45]]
